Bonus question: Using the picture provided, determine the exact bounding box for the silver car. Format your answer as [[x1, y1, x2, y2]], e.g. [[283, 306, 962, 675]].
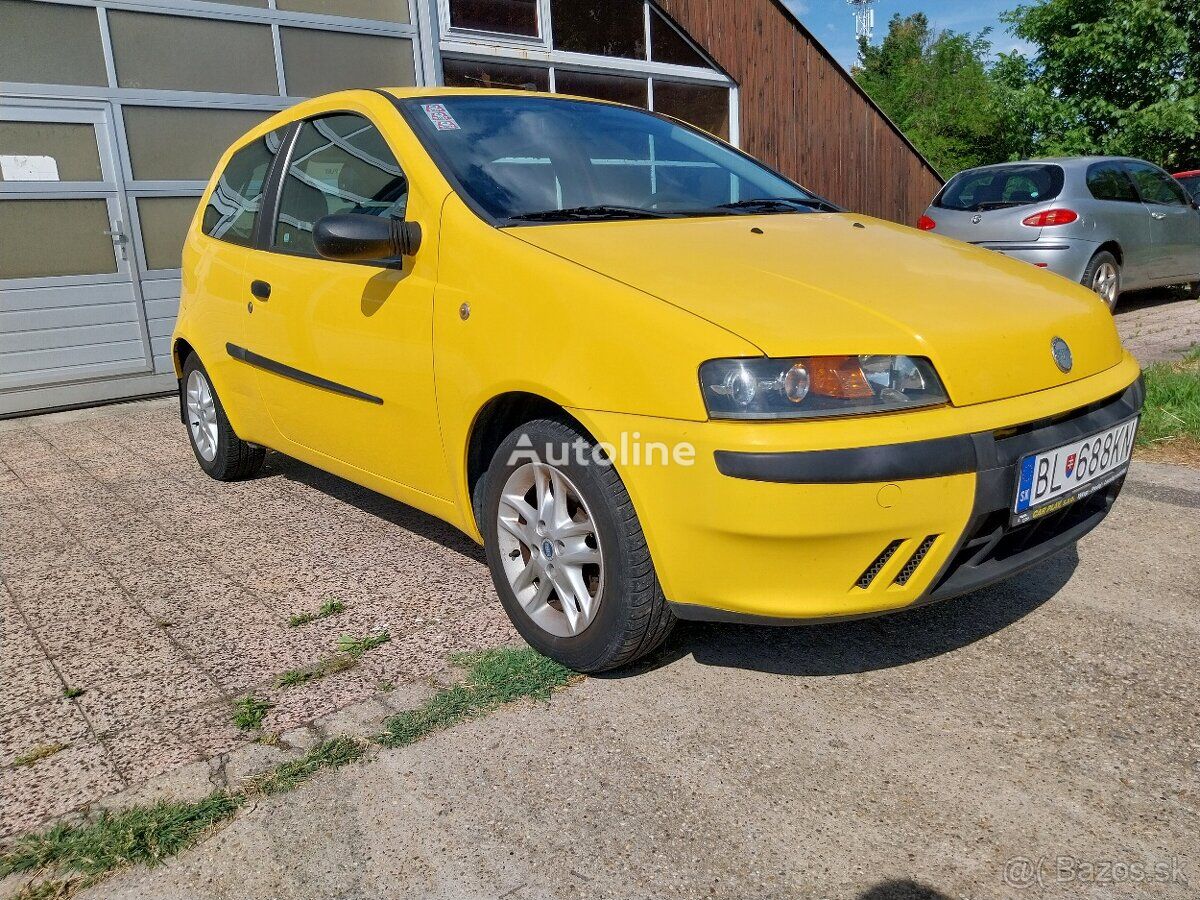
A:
[[919, 157, 1200, 309]]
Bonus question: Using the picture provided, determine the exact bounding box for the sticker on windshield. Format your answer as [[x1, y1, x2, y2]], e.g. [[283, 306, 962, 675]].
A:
[[422, 103, 460, 131]]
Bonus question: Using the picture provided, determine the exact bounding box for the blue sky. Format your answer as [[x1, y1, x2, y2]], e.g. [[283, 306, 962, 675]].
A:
[[782, 0, 1036, 72]]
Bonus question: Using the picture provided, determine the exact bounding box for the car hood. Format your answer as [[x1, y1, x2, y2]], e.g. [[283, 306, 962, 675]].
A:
[[507, 213, 1125, 406]]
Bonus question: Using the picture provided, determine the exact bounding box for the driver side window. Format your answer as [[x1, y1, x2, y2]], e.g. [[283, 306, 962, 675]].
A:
[[273, 113, 408, 258]]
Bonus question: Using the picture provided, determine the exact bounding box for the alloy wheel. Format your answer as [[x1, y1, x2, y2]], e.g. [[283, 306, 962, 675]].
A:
[[495, 462, 604, 638], [185, 369, 219, 462], [1091, 262, 1119, 308]]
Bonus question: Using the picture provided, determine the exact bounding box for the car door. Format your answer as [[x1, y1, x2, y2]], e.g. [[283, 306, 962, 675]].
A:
[[1123, 161, 1200, 280], [240, 110, 452, 500], [1083, 161, 1154, 286]]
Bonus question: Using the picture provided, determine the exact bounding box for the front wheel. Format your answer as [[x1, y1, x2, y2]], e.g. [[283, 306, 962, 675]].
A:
[[182, 354, 265, 481], [479, 418, 674, 673], [1082, 251, 1121, 310]]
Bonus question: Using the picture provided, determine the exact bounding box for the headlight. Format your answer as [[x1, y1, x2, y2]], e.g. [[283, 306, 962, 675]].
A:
[[699, 355, 948, 419]]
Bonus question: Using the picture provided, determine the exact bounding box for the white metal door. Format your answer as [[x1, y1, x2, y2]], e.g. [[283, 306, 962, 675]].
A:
[[0, 99, 151, 403]]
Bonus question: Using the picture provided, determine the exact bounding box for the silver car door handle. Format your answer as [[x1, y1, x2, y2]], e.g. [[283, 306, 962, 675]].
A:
[[1150, 212, 1167, 220]]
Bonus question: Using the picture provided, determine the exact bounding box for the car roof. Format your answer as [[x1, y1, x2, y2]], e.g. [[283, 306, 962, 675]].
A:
[[950, 156, 1158, 175], [1175, 170, 1200, 178]]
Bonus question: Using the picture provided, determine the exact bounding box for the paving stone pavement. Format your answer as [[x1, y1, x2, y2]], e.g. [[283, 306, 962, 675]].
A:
[[1114, 290, 1200, 363], [0, 398, 515, 840]]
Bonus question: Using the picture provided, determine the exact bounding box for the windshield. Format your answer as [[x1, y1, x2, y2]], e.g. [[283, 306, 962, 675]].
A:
[[401, 95, 828, 224], [935, 164, 1065, 212]]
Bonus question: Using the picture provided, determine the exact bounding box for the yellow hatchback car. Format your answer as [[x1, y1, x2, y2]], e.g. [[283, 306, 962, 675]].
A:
[[174, 88, 1143, 672]]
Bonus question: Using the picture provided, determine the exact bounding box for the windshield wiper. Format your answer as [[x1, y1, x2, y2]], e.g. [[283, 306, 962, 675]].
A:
[[506, 205, 680, 223], [708, 197, 841, 214]]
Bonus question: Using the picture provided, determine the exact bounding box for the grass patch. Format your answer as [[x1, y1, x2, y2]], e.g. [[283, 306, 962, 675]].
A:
[[13, 744, 67, 768], [1, 741, 366, 895], [287, 600, 345, 628], [275, 653, 357, 688], [336, 630, 390, 659], [230, 695, 272, 731], [61, 687, 84, 700], [0, 792, 242, 882], [1137, 347, 1200, 460], [247, 737, 365, 796], [377, 647, 575, 748]]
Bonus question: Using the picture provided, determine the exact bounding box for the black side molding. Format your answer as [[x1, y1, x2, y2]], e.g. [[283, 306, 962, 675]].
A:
[[226, 343, 383, 405], [714, 434, 978, 484]]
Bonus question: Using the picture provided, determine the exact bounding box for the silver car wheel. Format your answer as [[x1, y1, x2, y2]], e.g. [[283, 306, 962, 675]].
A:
[[1091, 261, 1119, 308], [496, 462, 604, 638], [185, 369, 219, 463]]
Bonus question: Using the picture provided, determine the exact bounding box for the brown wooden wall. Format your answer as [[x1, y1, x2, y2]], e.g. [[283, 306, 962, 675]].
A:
[[658, 0, 943, 225]]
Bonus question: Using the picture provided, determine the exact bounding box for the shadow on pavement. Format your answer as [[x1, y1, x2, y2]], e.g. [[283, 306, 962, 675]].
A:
[[624, 546, 1078, 678], [1117, 284, 1191, 314], [858, 880, 954, 900], [267, 451, 488, 564]]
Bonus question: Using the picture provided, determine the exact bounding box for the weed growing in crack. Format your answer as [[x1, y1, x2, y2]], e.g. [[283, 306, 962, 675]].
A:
[[287, 600, 346, 628], [336, 631, 390, 659], [231, 695, 272, 731], [13, 744, 67, 768], [377, 647, 575, 748]]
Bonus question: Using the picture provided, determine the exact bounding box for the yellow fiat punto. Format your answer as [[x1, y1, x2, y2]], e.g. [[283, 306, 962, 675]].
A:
[[174, 88, 1143, 672]]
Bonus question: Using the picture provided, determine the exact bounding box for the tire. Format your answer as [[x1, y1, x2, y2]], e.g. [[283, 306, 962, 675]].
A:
[[1184, 281, 1200, 300], [1081, 251, 1121, 310], [478, 417, 675, 673], [181, 353, 265, 481]]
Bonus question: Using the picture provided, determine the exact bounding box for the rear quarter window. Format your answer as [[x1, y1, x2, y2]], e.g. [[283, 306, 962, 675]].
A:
[[935, 164, 1064, 211], [201, 127, 288, 247]]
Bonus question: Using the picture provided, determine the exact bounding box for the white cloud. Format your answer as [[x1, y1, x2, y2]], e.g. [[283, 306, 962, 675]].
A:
[[785, 0, 809, 14]]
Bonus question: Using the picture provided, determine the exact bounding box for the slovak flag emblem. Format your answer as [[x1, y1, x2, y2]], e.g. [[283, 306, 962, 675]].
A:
[[1065, 453, 1077, 477]]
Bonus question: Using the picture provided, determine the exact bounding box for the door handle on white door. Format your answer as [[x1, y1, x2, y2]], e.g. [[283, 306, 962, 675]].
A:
[[104, 223, 129, 260]]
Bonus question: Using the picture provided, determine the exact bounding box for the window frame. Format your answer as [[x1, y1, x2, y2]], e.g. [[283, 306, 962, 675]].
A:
[[439, 0, 547, 47], [1085, 161, 1141, 204], [257, 110, 413, 264], [198, 122, 293, 251], [1121, 160, 1191, 208]]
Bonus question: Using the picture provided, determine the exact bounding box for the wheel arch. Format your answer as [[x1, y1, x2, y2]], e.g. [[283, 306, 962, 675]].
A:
[[465, 391, 590, 528], [1095, 240, 1122, 266], [172, 337, 196, 378]]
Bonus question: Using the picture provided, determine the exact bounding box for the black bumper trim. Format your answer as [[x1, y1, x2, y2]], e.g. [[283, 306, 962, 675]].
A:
[[714, 434, 977, 483]]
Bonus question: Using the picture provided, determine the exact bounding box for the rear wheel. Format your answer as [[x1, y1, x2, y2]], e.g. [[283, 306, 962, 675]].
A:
[[1081, 251, 1121, 310], [182, 354, 264, 481], [479, 418, 674, 673]]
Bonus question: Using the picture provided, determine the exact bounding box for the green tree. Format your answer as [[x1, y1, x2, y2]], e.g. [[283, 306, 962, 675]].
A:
[[853, 14, 1022, 176], [1001, 0, 1199, 169]]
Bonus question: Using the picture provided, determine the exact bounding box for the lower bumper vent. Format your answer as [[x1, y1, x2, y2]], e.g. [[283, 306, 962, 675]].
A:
[[893, 534, 939, 586], [855, 539, 905, 590]]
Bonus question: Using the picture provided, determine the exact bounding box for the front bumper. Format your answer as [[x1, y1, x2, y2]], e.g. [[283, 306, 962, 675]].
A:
[[570, 357, 1143, 623]]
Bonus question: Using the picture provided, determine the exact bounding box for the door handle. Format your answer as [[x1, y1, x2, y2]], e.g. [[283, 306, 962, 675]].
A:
[[250, 280, 272, 300], [1150, 212, 1167, 220]]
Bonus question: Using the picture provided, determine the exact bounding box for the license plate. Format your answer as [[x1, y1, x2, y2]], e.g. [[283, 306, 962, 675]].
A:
[[1012, 417, 1138, 524]]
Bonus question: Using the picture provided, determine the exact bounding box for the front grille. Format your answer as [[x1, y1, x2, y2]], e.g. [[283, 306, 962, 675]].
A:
[[893, 535, 939, 586], [856, 539, 904, 590]]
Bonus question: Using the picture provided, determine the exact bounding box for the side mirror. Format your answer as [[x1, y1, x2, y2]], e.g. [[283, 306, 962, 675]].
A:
[[312, 213, 422, 263]]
